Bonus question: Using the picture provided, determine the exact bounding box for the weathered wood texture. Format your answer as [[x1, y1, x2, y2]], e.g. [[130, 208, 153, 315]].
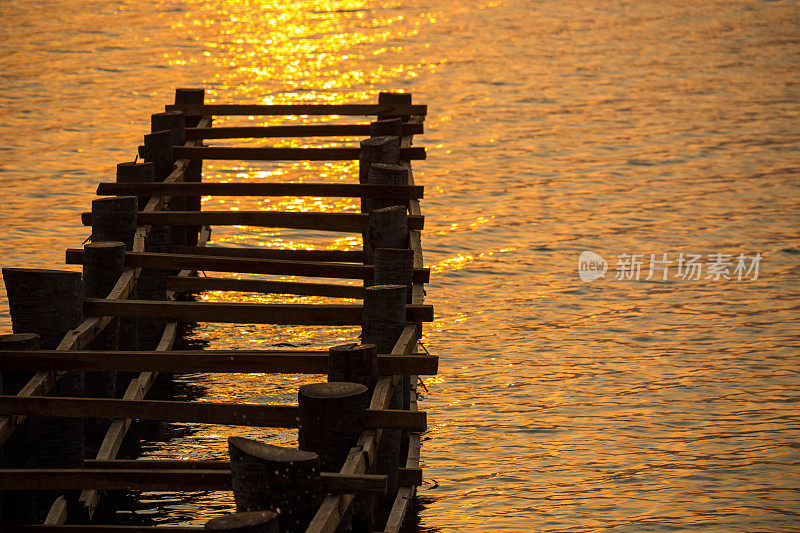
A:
[[0, 396, 427, 432], [167, 276, 364, 299], [66, 250, 431, 283], [205, 510, 279, 533], [81, 299, 434, 325], [328, 343, 379, 391], [81, 211, 425, 233], [170, 245, 364, 263], [96, 182, 423, 200], [0, 350, 438, 376], [228, 438, 321, 533], [165, 103, 427, 117], [185, 122, 422, 140], [171, 146, 425, 162]]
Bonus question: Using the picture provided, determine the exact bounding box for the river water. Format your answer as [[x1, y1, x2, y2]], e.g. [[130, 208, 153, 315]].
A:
[[1, 0, 799, 531]]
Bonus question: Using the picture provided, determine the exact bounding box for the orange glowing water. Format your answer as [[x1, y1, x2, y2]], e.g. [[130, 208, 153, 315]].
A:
[[1, 0, 799, 530]]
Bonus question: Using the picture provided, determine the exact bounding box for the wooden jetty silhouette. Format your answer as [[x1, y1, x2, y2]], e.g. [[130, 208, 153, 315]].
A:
[[0, 89, 434, 533]]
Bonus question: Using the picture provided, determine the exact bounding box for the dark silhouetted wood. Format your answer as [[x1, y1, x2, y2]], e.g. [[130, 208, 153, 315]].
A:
[[0, 350, 439, 376], [82, 299, 434, 325], [359, 136, 401, 185], [378, 93, 413, 121], [184, 122, 422, 140], [365, 164, 409, 212], [328, 344, 378, 392], [171, 245, 364, 263], [81, 242, 125, 458], [96, 182, 424, 200], [66, 250, 430, 283], [364, 206, 409, 265], [81, 211, 425, 233], [165, 103, 427, 117], [140, 130, 173, 181], [299, 382, 368, 472], [0, 396, 426, 432], [205, 511, 279, 533], [167, 276, 364, 299], [228, 437, 321, 533], [171, 146, 425, 162]]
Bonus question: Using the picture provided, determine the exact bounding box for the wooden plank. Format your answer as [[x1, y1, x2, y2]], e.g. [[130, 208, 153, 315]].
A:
[[81, 211, 426, 233], [0, 469, 386, 494], [0, 350, 439, 376], [8, 526, 203, 532], [0, 397, 426, 431], [66, 250, 431, 283], [383, 486, 414, 533], [171, 245, 364, 263], [184, 122, 423, 140], [397, 467, 422, 487], [82, 299, 435, 325], [96, 182, 424, 200], [165, 103, 427, 117], [172, 146, 426, 161], [167, 276, 364, 299]]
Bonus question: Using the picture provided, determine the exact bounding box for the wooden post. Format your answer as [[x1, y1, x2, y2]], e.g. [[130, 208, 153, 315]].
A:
[[327, 343, 378, 392], [362, 284, 406, 514], [374, 248, 414, 304], [1, 269, 83, 350], [140, 130, 174, 182], [362, 163, 409, 212], [298, 382, 368, 472], [369, 118, 402, 138], [136, 224, 170, 350], [325, 345, 378, 531], [116, 161, 154, 208], [205, 510, 279, 533], [151, 110, 186, 147], [90, 195, 139, 389], [228, 437, 321, 533], [377, 92, 412, 122], [90, 196, 138, 249], [0, 333, 40, 526], [358, 136, 400, 186], [363, 205, 408, 265], [0, 268, 85, 521], [81, 241, 125, 457], [175, 88, 205, 245]]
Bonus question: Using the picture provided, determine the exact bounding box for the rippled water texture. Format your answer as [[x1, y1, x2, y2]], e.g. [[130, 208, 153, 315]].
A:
[[2, 0, 799, 531]]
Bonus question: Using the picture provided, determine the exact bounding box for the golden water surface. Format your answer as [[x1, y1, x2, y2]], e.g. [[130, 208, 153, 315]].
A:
[[1, 0, 799, 531]]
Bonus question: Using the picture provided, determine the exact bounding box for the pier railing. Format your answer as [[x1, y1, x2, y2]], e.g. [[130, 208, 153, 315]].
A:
[[0, 90, 434, 533]]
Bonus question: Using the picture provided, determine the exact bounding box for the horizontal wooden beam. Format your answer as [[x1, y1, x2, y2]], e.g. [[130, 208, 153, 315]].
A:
[[82, 299, 434, 325], [184, 123, 423, 140], [6, 526, 203, 532], [0, 468, 386, 493], [0, 396, 427, 431], [0, 350, 439, 375], [172, 146, 426, 161], [165, 103, 427, 117], [84, 459, 423, 487], [168, 275, 365, 299], [96, 182, 424, 200], [65, 250, 431, 283], [81, 211, 425, 233], [171, 245, 364, 263]]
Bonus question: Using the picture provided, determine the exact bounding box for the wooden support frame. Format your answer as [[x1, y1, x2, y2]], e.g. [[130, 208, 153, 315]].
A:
[[0, 469, 388, 494], [172, 146, 425, 162], [0, 350, 439, 376], [0, 396, 427, 432], [96, 182, 424, 200], [80, 211, 425, 233], [81, 299, 434, 325], [66, 250, 431, 283], [184, 122, 423, 140], [165, 103, 427, 117]]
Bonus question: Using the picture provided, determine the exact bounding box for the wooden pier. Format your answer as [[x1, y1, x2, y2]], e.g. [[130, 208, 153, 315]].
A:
[[0, 90, 434, 533]]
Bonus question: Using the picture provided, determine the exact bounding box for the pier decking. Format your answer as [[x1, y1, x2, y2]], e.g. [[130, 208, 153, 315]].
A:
[[0, 90, 434, 533]]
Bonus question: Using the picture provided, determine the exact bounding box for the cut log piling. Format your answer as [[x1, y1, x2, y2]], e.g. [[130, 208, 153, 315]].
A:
[[205, 510, 279, 533], [228, 437, 321, 533]]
